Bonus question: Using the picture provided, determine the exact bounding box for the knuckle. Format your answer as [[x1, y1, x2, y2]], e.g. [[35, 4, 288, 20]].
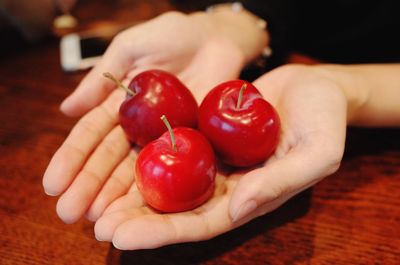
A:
[[110, 29, 133, 51], [268, 180, 292, 202], [158, 11, 187, 22], [97, 104, 116, 123], [110, 174, 129, 189], [70, 117, 100, 139], [268, 177, 293, 202], [321, 142, 344, 175], [311, 145, 343, 177], [63, 141, 86, 158], [275, 64, 310, 78], [79, 118, 97, 132], [306, 133, 344, 176], [99, 138, 120, 158], [113, 29, 129, 44], [81, 169, 102, 186], [325, 152, 343, 175]]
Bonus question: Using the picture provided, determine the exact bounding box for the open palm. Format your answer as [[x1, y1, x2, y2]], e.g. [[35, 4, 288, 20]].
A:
[[91, 65, 347, 250], [43, 11, 245, 223], [44, 64, 347, 250]]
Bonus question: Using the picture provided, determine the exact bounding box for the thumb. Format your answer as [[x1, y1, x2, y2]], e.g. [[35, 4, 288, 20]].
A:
[[229, 137, 343, 223]]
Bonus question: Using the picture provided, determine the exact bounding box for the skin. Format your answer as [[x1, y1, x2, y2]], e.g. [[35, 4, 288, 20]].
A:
[[58, 10, 266, 113], [43, 9, 400, 250]]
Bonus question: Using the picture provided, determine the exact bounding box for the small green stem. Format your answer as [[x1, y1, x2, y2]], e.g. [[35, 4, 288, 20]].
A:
[[103, 72, 135, 96], [236, 83, 247, 109], [160, 115, 177, 151]]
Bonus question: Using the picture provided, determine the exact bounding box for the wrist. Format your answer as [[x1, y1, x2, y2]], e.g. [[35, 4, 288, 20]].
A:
[[188, 7, 269, 65], [313, 64, 370, 125]]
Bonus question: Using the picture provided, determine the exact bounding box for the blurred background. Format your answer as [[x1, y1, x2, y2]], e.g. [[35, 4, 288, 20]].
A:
[[0, 0, 172, 57]]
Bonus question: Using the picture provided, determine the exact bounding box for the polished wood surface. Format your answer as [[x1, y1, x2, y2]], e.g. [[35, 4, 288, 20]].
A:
[[1, 1, 399, 264]]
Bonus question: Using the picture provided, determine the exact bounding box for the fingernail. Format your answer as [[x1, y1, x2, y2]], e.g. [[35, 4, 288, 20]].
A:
[[44, 189, 58, 196], [43, 182, 58, 196], [95, 233, 105, 242], [231, 200, 257, 223], [112, 240, 123, 250]]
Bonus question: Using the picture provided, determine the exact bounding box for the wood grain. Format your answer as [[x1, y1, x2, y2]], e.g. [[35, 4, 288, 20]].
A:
[[0, 1, 399, 264]]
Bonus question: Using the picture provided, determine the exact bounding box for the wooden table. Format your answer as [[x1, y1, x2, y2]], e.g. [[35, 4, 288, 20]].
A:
[[1, 1, 399, 264]]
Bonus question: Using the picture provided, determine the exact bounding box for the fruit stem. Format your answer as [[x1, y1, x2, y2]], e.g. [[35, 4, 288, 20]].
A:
[[160, 115, 177, 151], [236, 83, 247, 109], [103, 72, 135, 96]]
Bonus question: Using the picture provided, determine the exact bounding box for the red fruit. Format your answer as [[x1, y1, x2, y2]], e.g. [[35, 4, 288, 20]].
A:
[[135, 116, 216, 212], [198, 80, 280, 167], [113, 70, 198, 146]]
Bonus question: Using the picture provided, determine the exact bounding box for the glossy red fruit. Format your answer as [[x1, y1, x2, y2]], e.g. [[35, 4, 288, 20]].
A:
[[198, 80, 280, 167], [135, 116, 216, 212], [118, 70, 198, 146]]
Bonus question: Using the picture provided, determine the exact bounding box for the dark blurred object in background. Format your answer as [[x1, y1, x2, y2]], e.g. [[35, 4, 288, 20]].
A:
[[172, 0, 400, 65], [0, 0, 77, 41]]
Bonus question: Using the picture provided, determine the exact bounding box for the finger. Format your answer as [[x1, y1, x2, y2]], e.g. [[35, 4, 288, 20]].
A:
[[94, 189, 148, 242], [102, 187, 145, 216], [110, 191, 235, 250], [60, 32, 137, 117], [85, 151, 137, 222], [94, 207, 151, 242], [111, 209, 223, 250], [251, 68, 286, 106], [95, 176, 233, 241], [56, 125, 130, 224], [43, 90, 124, 196], [229, 133, 344, 223]]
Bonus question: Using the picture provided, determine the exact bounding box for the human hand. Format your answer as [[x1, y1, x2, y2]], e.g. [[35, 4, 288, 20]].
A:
[[43, 64, 347, 248], [43, 9, 268, 223], [91, 65, 349, 250], [59, 10, 266, 117]]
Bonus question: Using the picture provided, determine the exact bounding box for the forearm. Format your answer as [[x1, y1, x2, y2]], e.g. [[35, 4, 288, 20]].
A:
[[317, 64, 400, 127], [189, 7, 269, 65]]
